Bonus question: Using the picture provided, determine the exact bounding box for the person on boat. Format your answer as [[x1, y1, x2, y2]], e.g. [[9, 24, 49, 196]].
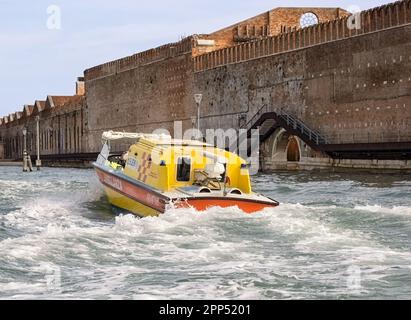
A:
[[121, 151, 129, 162], [110, 161, 122, 170]]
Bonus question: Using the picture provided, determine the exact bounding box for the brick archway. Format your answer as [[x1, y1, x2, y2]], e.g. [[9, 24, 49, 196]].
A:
[[286, 136, 301, 162]]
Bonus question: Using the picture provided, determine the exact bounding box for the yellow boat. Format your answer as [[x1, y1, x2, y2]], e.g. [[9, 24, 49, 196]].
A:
[[93, 131, 279, 217]]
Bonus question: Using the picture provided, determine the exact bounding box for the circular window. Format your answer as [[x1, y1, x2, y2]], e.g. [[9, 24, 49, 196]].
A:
[[300, 12, 319, 28]]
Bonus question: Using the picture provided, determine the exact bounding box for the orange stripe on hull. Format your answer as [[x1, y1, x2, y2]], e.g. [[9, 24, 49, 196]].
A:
[[95, 167, 167, 212], [176, 199, 278, 214]]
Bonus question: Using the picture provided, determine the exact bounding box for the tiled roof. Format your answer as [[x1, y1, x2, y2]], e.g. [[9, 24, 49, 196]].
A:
[[15, 112, 22, 120], [35, 100, 46, 113], [23, 105, 34, 117], [49, 96, 77, 107], [55, 95, 85, 113]]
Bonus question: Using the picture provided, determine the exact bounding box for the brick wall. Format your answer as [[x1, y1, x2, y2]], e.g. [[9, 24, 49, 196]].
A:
[[194, 23, 411, 145], [85, 52, 195, 152], [1, 1, 409, 163], [194, 1, 410, 72]]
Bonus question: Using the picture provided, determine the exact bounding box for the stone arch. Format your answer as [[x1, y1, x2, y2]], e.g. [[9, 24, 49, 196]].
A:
[[286, 136, 301, 162], [270, 128, 287, 159], [266, 128, 302, 162]]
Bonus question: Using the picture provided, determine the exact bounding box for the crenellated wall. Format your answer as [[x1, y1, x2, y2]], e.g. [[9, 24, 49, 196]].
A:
[[193, 0, 411, 72], [193, 7, 348, 56], [84, 37, 194, 81]]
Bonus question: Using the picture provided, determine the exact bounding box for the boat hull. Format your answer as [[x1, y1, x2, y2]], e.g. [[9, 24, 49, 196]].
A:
[[174, 198, 278, 213], [102, 185, 162, 217], [95, 165, 167, 217], [94, 164, 278, 217]]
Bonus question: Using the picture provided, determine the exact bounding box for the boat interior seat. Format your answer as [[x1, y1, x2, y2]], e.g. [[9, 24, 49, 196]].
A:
[[228, 188, 243, 195], [177, 186, 214, 195]]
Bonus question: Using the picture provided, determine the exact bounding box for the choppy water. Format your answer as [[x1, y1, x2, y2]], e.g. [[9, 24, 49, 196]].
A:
[[0, 166, 410, 300]]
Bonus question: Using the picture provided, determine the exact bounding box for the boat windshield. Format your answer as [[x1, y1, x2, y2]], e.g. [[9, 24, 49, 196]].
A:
[[177, 157, 191, 182]]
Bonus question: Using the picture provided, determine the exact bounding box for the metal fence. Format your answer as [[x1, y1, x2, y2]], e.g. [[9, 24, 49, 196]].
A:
[[322, 132, 411, 144]]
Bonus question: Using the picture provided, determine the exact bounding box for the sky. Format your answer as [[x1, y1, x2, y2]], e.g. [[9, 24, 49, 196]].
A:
[[0, 0, 389, 117]]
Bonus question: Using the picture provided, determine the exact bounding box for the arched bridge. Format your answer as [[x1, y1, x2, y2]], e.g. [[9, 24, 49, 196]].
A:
[[238, 105, 411, 160]]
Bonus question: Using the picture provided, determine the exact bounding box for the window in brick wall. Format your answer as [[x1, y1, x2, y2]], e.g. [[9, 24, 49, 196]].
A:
[[300, 12, 319, 28]]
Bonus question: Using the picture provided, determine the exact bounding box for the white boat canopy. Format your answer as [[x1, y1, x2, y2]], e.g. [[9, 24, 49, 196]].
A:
[[102, 131, 172, 142]]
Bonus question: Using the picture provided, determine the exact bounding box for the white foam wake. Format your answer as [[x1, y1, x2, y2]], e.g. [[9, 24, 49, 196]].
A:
[[1, 182, 411, 300], [354, 205, 411, 217]]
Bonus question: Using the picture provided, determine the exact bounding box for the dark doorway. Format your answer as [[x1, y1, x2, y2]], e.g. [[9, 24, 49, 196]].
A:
[[287, 136, 300, 162]]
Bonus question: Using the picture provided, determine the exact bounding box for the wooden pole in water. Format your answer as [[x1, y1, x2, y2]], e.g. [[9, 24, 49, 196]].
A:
[[36, 116, 41, 170], [22, 127, 28, 172]]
